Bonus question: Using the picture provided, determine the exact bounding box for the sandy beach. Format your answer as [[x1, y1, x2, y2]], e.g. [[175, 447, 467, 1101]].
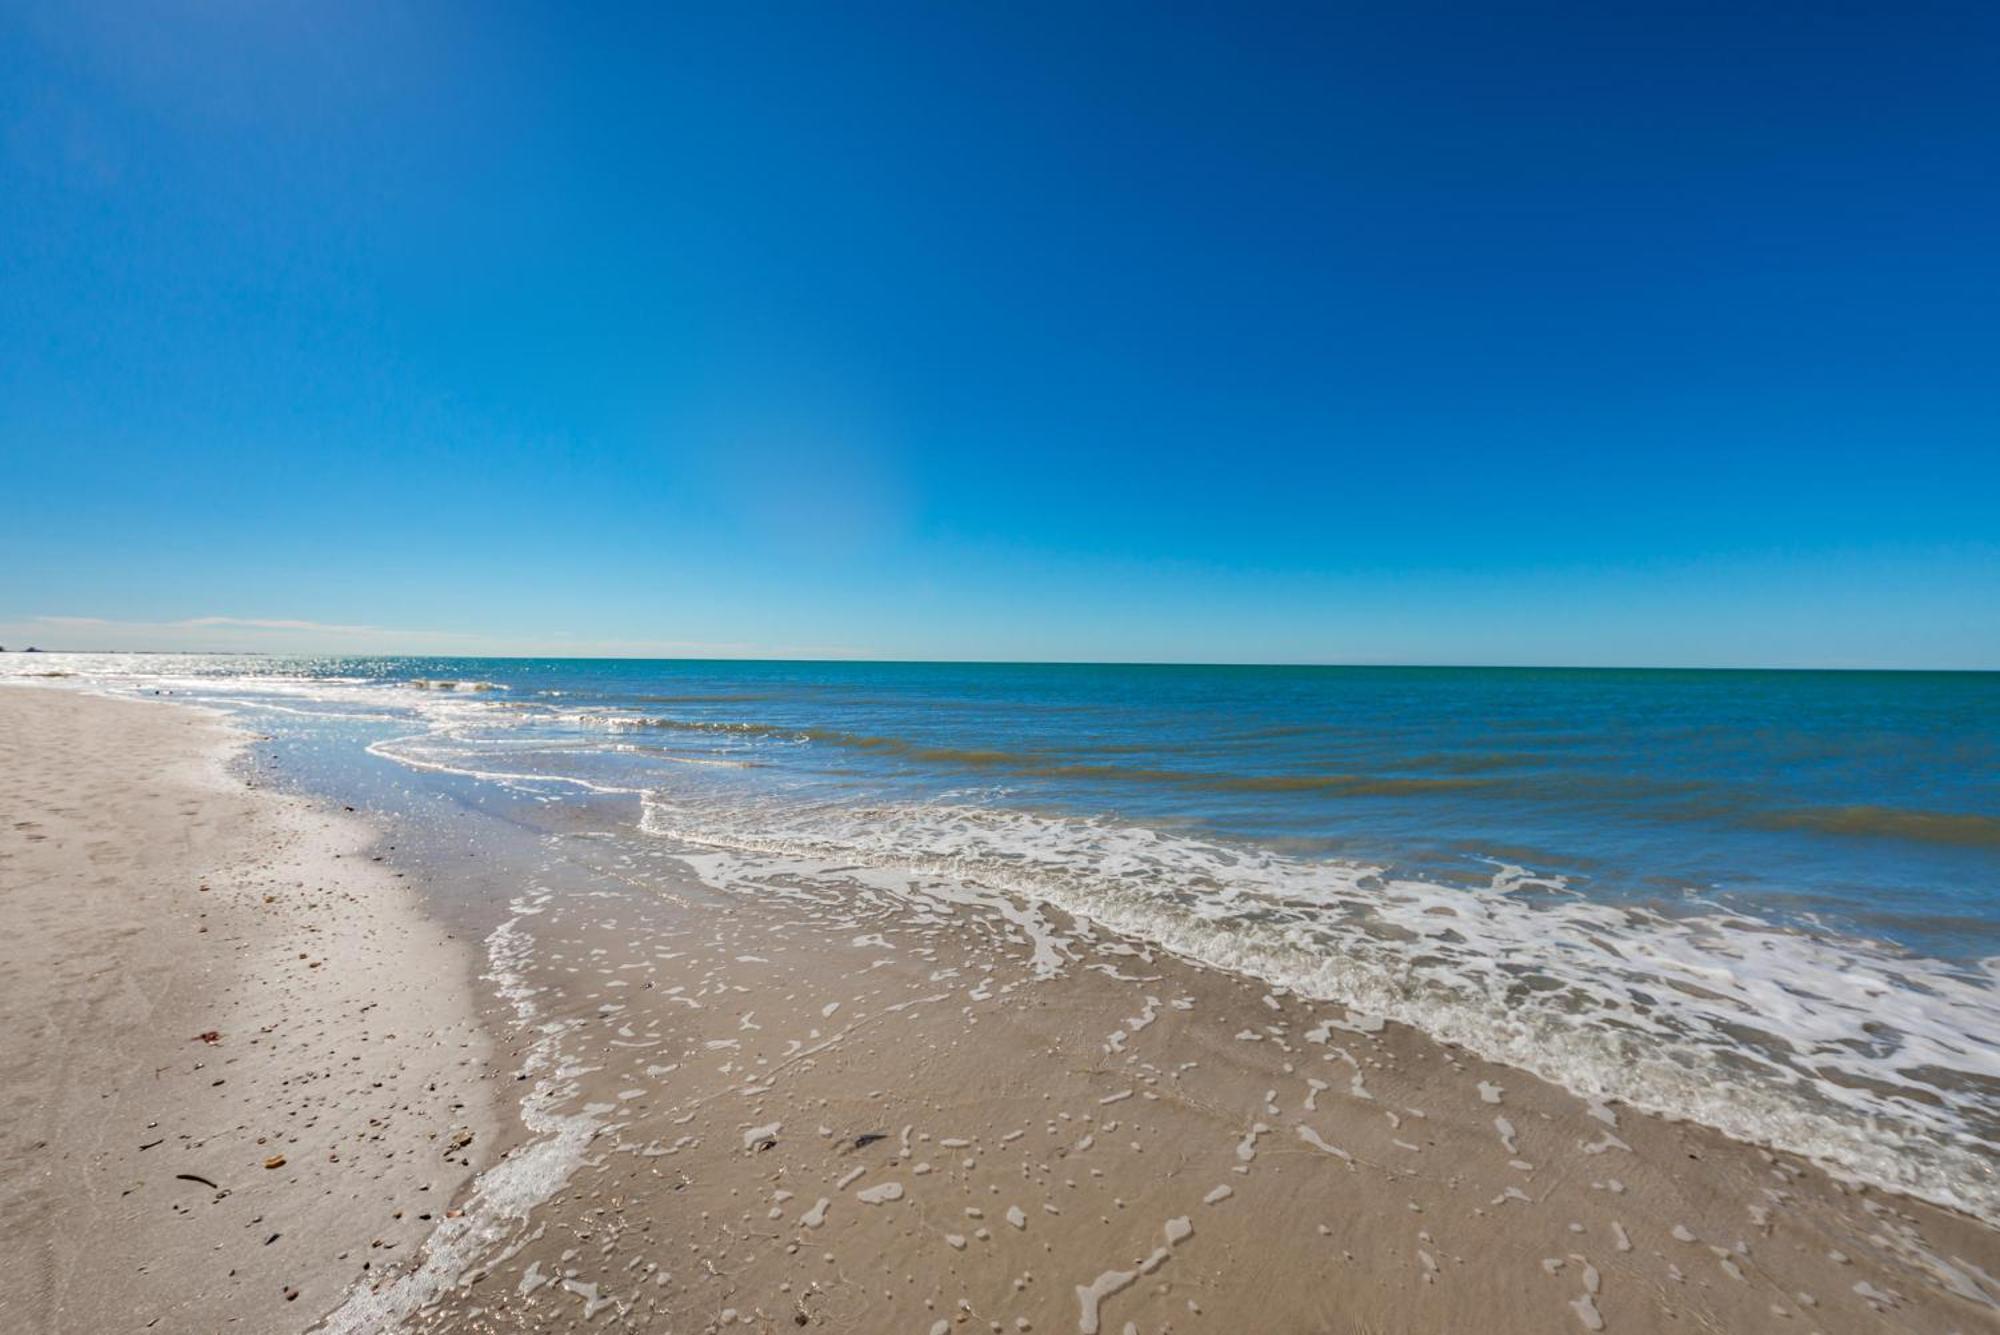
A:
[[6, 0, 1992, 1324], [0, 689, 494, 1332], [4, 684, 1999, 1333]]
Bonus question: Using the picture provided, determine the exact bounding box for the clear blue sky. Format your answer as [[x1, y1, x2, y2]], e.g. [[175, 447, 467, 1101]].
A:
[[3, 2, 1995, 666]]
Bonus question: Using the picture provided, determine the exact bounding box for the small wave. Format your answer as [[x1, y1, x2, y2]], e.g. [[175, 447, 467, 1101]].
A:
[[407, 678, 507, 692], [611, 715, 769, 735], [637, 793, 2000, 1226], [627, 749, 760, 769], [204, 697, 402, 723], [604, 716, 1486, 796], [364, 737, 646, 795]]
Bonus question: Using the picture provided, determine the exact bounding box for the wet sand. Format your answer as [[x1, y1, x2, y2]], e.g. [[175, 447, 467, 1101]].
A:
[[0, 689, 494, 1332], [382, 831, 2000, 1333], [6, 687, 2000, 1334]]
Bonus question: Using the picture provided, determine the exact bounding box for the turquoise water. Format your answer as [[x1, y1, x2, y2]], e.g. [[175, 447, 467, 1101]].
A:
[[44, 656, 1995, 945], [9, 654, 1999, 1219]]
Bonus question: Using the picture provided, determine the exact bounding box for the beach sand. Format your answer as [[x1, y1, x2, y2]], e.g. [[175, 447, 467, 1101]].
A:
[[0, 689, 494, 1332], [379, 836, 2000, 1335], [6, 687, 1999, 1333]]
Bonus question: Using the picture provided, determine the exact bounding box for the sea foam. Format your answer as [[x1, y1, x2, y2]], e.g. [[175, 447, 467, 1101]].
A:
[[636, 792, 2000, 1225]]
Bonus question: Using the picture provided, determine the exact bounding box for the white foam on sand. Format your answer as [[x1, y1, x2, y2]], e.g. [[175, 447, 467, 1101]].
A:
[[636, 794, 2000, 1225], [39, 658, 1998, 1227], [318, 898, 603, 1333], [1076, 1268, 1137, 1334]]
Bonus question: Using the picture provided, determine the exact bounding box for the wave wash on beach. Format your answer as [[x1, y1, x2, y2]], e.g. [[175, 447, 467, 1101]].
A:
[[9, 653, 1997, 1232]]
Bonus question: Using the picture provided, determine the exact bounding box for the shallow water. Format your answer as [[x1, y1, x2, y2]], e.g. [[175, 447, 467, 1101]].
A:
[[7, 653, 1996, 1221]]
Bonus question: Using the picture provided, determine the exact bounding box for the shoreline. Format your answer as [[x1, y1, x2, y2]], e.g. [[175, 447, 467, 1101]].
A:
[[0, 688, 496, 1333], [378, 815, 2000, 1333], [4, 684, 1999, 1332]]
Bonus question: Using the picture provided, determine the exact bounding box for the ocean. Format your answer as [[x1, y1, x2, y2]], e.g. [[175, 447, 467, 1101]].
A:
[[7, 654, 1997, 1220]]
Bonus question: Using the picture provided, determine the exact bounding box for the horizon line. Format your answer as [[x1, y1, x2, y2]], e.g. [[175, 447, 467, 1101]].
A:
[[3, 648, 1993, 674]]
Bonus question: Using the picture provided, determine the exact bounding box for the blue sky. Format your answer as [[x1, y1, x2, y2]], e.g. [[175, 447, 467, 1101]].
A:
[[2, 2, 1995, 666]]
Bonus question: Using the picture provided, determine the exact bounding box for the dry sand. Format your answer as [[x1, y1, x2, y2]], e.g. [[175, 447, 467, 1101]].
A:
[[6, 686, 1999, 1334], [0, 688, 494, 1332]]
